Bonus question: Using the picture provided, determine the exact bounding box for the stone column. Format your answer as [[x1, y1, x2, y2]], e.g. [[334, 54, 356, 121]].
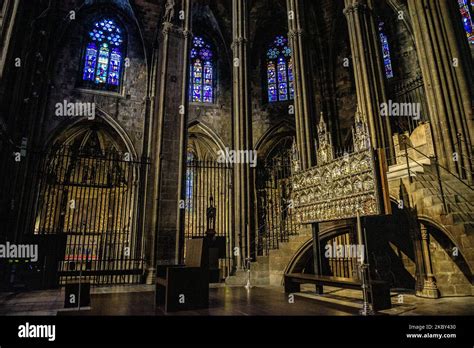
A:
[[144, 0, 192, 283], [286, 0, 316, 170], [412, 225, 426, 296], [343, 0, 393, 154], [287, 0, 321, 276], [407, 0, 473, 182], [418, 223, 439, 298], [231, 0, 256, 269]]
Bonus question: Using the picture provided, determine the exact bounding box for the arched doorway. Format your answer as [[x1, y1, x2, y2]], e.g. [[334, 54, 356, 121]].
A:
[[184, 125, 233, 279], [32, 124, 144, 287]]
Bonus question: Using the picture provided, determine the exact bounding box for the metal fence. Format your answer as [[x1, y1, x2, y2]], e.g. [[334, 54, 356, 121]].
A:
[[32, 146, 145, 286], [389, 75, 428, 135], [323, 232, 358, 279], [256, 147, 300, 256], [184, 159, 233, 278]]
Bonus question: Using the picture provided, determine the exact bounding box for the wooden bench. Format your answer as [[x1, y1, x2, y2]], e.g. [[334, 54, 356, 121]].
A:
[[284, 273, 392, 311], [155, 239, 209, 312]]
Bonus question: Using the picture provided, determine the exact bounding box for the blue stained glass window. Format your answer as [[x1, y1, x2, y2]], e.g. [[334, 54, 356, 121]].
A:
[[459, 0, 474, 44], [203, 61, 213, 103], [378, 22, 394, 79], [192, 59, 203, 102], [288, 58, 295, 100], [186, 152, 195, 211], [267, 62, 277, 102], [277, 57, 288, 101], [96, 43, 110, 84], [267, 35, 293, 103], [83, 42, 97, 81], [82, 18, 125, 91], [108, 48, 122, 86], [190, 36, 214, 103]]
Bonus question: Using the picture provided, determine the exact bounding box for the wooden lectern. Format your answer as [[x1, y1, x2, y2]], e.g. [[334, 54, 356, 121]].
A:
[[155, 239, 209, 312]]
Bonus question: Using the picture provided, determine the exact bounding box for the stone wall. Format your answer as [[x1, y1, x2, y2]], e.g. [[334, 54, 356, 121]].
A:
[[431, 235, 473, 296], [43, 1, 148, 155]]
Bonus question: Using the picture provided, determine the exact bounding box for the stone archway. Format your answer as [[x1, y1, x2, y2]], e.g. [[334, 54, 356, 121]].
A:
[[30, 123, 144, 287], [420, 220, 473, 297]]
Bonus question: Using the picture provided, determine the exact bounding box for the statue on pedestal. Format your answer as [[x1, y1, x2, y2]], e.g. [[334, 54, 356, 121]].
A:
[[163, 0, 175, 24], [206, 196, 216, 239]]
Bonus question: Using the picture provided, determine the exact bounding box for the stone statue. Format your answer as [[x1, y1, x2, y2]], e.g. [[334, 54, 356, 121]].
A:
[[352, 107, 371, 152], [163, 0, 175, 24], [316, 112, 334, 165], [206, 196, 216, 238], [291, 138, 300, 174]]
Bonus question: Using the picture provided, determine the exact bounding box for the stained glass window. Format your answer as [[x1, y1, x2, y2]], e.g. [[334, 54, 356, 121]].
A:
[[190, 36, 214, 103], [267, 35, 293, 103], [458, 0, 474, 44], [82, 18, 125, 91], [378, 22, 394, 79], [83, 42, 98, 81], [186, 152, 195, 210]]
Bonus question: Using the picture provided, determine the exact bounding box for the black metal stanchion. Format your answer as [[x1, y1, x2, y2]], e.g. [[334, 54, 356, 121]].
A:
[[244, 257, 252, 290], [356, 210, 373, 316]]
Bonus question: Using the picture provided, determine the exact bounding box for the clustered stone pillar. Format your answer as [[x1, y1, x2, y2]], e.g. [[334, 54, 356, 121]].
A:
[[418, 223, 439, 298], [286, 0, 316, 170], [343, 0, 393, 154], [145, 0, 191, 283], [407, 0, 473, 182], [231, 0, 256, 270], [286, 0, 321, 276]]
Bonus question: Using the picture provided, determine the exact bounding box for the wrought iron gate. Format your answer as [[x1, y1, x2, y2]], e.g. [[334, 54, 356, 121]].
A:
[[322, 232, 358, 279], [184, 158, 233, 277], [32, 145, 145, 286], [256, 139, 300, 255]]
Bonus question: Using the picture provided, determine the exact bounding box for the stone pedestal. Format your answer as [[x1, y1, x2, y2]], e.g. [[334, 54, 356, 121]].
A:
[[417, 223, 439, 299]]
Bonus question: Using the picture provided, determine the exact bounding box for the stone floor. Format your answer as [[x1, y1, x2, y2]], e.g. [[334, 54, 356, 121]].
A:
[[0, 289, 64, 316], [0, 284, 473, 316]]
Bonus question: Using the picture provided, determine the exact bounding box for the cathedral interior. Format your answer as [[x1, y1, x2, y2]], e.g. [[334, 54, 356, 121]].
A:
[[0, 0, 473, 319]]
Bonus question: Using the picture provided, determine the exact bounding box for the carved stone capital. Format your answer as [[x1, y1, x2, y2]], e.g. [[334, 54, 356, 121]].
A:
[[288, 29, 303, 39], [231, 36, 247, 51], [162, 22, 173, 35], [162, 22, 187, 38], [343, 1, 367, 16], [182, 29, 193, 39]]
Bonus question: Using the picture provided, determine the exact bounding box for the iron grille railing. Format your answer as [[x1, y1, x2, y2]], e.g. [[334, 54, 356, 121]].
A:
[[256, 153, 300, 256], [388, 75, 428, 135], [32, 146, 146, 286], [184, 159, 233, 278], [322, 232, 358, 279]]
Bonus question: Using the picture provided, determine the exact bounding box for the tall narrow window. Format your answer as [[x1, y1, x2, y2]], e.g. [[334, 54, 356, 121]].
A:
[[185, 152, 195, 211], [459, 0, 474, 44], [190, 36, 215, 103], [81, 18, 125, 92], [267, 36, 293, 103], [378, 22, 394, 79]]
